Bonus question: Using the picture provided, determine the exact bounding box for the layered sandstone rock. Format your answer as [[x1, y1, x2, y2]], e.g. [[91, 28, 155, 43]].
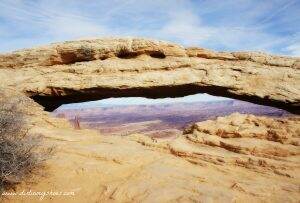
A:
[[3, 100, 299, 202], [0, 38, 299, 112], [1, 38, 300, 202]]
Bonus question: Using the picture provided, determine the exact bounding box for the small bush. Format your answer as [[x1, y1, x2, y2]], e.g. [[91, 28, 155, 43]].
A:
[[0, 97, 52, 194], [116, 46, 138, 59]]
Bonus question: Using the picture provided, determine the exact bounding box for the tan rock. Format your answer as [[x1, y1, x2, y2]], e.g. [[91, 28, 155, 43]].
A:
[[3, 105, 299, 203], [0, 38, 299, 112], [1, 38, 300, 202]]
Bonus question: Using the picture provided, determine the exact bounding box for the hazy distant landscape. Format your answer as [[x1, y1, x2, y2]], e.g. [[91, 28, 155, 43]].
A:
[[54, 99, 292, 138]]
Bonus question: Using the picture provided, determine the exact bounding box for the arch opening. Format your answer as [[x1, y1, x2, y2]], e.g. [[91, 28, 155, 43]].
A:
[[31, 84, 298, 114], [52, 93, 293, 138]]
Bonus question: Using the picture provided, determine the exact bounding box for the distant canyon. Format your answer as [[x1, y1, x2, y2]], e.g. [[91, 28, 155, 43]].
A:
[[54, 99, 293, 138]]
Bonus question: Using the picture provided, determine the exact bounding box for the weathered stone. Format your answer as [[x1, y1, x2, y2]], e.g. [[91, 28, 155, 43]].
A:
[[1, 38, 300, 203], [0, 38, 299, 112]]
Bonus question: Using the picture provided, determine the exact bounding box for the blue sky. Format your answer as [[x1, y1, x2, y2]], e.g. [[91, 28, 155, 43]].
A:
[[1, 0, 299, 107], [0, 0, 299, 55]]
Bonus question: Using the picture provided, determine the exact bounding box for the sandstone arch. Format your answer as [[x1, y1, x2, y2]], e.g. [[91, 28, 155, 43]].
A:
[[0, 38, 299, 113]]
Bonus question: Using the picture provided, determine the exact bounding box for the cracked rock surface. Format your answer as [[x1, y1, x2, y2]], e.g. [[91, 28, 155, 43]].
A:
[[0, 38, 299, 112], [0, 38, 299, 202], [0, 89, 299, 203]]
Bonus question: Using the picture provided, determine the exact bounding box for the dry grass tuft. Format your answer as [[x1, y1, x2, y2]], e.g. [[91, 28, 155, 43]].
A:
[[116, 46, 138, 59], [0, 97, 52, 194]]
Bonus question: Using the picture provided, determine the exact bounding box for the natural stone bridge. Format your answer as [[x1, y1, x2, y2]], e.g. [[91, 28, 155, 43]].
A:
[[0, 38, 299, 113]]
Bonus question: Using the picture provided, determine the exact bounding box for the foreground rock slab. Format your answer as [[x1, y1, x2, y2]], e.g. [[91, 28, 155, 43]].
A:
[[1, 90, 299, 203], [0, 38, 299, 112], [5, 112, 299, 202]]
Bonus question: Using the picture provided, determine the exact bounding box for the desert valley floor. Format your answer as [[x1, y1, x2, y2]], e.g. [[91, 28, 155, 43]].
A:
[[53, 98, 293, 138]]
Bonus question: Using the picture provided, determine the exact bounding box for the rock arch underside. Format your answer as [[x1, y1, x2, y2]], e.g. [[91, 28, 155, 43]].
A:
[[1, 38, 300, 203], [0, 38, 299, 112]]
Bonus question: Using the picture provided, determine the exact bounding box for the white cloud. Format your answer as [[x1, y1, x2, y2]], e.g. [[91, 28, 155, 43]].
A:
[[286, 43, 300, 56], [152, 8, 286, 53], [158, 10, 215, 46], [45, 17, 108, 41]]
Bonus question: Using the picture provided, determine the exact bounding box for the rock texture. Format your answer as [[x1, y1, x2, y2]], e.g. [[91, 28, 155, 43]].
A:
[[0, 38, 299, 112], [2, 92, 299, 202], [1, 38, 300, 202]]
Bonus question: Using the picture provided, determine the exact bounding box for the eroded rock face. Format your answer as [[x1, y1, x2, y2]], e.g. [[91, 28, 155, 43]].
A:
[[1, 38, 300, 202], [0, 38, 299, 112], [4, 105, 299, 202]]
